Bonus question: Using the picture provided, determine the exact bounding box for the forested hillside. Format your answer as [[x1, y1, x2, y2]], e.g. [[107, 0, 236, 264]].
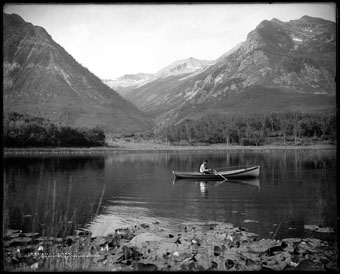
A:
[[156, 112, 336, 146], [3, 112, 106, 147]]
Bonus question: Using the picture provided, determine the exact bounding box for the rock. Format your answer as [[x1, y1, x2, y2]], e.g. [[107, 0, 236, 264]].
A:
[[191, 238, 200, 246], [282, 238, 301, 244], [162, 252, 171, 259], [100, 244, 109, 252], [110, 250, 124, 263], [304, 224, 319, 231], [92, 236, 107, 247], [5, 230, 22, 238], [239, 251, 261, 262], [288, 261, 299, 267], [213, 245, 222, 256], [140, 223, 150, 229], [128, 232, 163, 248], [295, 259, 325, 271], [265, 243, 286, 256], [174, 237, 181, 245], [248, 239, 280, 253], [65, 237, 73, 246], [225, 259, 235, 270], [325, 260, 337, 271], [30, 262, 39, 270], [304, 225, 335, 233], [23, 232, 40, 238], [187, 261, 196, 270], [121, 245, 142, 261], [208, 261, 218, 270], [134, 262, 158, 271], [316, 227, 335, 233], [115, 228, 134, 240], [8, 232, 22, 239], [173, 251, 179, 257], [208, 223, 218, 230], [108, 234, 121, 248], [3, 222, 337, 272], [12, 237, 32, 245], [243, 259, 262, 271], [4, 239, 14, 247], [22, 245, 36, 254], [36, 236, 56, 242], [297, 241, 320, 254], [75, 229, 90, 236], [244, 219, 259, 223]]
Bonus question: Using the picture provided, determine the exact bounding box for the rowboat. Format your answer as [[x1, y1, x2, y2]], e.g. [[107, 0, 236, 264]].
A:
[[172, 165, 260, 180]]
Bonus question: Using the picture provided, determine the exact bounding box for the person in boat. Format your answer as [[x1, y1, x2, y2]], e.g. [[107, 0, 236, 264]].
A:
[[200, 160, 213, 174]]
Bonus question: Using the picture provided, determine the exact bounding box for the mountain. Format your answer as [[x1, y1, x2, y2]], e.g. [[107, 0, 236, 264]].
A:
[[118, 57, 213, 116], [102, 73, 153, 96], [103, 57, 213, 109], [3, 13, 153, 134], [152, 57, 213, 79], [124, 16, 336, 127]]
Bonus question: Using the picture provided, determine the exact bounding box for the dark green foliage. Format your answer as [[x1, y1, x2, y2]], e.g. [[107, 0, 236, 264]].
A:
[[156, 112, 336, 146], [3, 112, 106, 147]]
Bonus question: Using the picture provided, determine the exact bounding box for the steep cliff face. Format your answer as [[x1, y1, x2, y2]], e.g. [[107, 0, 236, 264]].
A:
[[147, 16, 335, 127], [3, 13, 153, 133], [181, 16, 335, 104]]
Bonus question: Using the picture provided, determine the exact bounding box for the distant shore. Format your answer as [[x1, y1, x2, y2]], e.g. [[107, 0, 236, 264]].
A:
[[4, 140, 336, 155]]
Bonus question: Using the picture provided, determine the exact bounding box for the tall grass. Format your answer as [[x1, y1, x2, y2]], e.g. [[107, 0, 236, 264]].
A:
[[4, 163, 107, 271]]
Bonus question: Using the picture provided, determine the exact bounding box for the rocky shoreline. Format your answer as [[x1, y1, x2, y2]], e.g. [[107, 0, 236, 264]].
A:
[[4, 222, 337, 271]]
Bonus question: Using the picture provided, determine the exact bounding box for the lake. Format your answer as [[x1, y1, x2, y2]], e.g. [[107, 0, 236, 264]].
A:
[[3, 149, 337, 241]]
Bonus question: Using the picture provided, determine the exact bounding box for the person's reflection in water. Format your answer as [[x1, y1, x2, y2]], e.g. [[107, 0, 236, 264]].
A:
[[199, 181, 208, 199]]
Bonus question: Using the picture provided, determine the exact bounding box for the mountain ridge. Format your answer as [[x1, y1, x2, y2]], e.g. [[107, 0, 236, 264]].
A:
[[3, 12, 154, 134], [118, 15, 335, 128], [103, 57, 213, 97]]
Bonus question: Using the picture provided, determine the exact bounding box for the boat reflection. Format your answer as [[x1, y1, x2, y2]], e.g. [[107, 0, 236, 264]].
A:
[[173, 177, 261, 191], [199, 181, 208, 198]]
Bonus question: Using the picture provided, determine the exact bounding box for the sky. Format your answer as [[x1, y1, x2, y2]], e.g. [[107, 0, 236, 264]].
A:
[[3, 3, 336, 79]]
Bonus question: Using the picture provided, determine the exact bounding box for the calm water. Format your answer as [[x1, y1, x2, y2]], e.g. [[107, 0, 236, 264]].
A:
[[3, 149, 337, 240]]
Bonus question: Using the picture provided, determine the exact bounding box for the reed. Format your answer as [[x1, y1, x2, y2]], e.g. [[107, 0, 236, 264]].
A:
[[4, 164, 108, 271]]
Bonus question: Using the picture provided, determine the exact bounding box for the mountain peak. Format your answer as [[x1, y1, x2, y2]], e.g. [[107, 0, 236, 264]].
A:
[[153, 57, 213, 79], [122, 14, 335, 126], [300, 15, 322, 21], [270, 18, 284, 24], [3, 13, 25, 27], [3, 13, 153, 133]]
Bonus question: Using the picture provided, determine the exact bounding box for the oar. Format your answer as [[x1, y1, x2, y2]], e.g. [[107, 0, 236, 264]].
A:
[[212, 169, 228, 181]]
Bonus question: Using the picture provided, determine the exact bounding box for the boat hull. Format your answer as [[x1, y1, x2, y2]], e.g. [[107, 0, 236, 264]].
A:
[[173, 166, 260, 180]]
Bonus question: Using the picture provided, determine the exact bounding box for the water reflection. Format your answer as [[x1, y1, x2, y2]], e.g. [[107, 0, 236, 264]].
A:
[[3, 149, 336, 240], [199, 181, 208, 198], [173, 178, 261, 193], [3, 156, 107, 237]]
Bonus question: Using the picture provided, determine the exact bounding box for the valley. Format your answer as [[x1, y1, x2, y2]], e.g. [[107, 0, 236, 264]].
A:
[[104, 16, 335, 127], [3, 13, 336, 148]]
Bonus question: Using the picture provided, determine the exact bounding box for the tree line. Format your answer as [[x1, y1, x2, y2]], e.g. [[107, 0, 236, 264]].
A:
[[3, 112, 106, 147], [155, 112, 336, 146]]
